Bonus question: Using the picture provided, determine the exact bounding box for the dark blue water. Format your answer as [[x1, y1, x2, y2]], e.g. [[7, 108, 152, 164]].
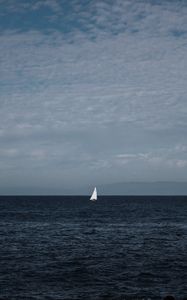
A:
[[0, 196, 187, 300]]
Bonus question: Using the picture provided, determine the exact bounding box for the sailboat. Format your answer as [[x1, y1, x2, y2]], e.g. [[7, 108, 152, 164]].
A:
[[90, 187, 97, 201]]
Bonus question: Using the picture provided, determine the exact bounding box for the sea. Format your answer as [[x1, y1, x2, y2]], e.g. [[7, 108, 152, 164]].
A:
[[0, 196, 187, 300]]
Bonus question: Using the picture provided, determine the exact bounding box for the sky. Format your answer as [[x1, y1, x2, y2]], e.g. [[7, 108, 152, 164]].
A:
[[0, 0, 187, 194]]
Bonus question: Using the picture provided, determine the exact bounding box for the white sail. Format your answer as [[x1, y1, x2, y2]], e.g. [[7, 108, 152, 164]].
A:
[[90, 187, 97, 201]]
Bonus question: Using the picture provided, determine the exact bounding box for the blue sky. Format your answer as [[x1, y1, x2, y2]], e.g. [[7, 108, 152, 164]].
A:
[[0, 0, 187, 194]]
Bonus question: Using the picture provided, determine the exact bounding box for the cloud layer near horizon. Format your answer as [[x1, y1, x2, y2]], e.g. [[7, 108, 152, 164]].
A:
[[0, 0, 187, 193]]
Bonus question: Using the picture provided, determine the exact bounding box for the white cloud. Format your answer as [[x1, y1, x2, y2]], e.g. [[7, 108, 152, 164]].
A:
[[1, 30, 186, 132], [32, 0, 62, 14], [175, 160, 187, 168], [0, 0, 62, 15], [115, 145, 187, 170], [0, 0, 187, 191]]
